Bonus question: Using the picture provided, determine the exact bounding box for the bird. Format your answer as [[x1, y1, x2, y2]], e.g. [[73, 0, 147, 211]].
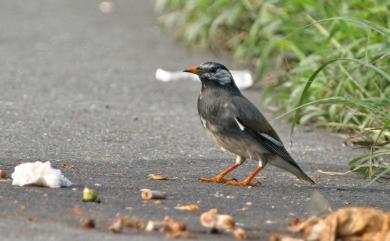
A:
[[183, 62, 315, 186]]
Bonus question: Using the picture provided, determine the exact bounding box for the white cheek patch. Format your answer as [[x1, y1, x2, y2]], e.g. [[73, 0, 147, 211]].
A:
[[234, 117, 245, 131], [215, 69, 232, 85]]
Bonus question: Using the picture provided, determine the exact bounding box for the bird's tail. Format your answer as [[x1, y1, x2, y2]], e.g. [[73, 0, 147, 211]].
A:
[[270, 156, 315, 184]]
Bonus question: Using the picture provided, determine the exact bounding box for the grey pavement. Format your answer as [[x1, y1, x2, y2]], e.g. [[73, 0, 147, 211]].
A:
[[0, 1, 388, 240]]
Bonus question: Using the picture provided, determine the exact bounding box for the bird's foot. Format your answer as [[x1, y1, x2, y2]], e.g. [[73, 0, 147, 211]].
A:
[[199, 176, 237, 183], [225, 180, 258, 187]]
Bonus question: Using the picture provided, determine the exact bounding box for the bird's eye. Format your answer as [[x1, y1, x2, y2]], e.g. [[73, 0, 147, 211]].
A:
[[210, 66, 218, 72]]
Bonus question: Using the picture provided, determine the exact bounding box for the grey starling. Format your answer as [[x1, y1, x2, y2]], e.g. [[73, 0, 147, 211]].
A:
[[183, 62, 315, 186]]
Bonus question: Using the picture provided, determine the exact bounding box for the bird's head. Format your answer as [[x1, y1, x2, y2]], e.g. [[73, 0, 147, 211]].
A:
[[183, 62, 237, 89]]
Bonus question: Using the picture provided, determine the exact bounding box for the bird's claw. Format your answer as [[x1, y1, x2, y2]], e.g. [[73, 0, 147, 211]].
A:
[[225, 180, 258, 187], [199, 177, 237, 183]]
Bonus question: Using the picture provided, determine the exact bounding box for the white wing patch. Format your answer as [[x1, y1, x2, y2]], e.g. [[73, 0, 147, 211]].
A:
[[200, 117, 207, 128], [234, 117, 245, 131], [260, 133, 283, 147]]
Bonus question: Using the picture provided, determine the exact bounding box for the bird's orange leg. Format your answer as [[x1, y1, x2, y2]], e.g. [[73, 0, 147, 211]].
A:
[[199, 163, 240, 183], [226, 162, 267, 187], [199, 156, 245, 183]]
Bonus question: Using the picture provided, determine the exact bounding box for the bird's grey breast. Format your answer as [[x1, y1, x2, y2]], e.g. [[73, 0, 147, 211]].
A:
[[197, 90, 236, 133]]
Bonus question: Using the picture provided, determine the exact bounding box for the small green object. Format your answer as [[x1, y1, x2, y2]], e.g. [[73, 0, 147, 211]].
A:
[[83, 187, 98, 202]]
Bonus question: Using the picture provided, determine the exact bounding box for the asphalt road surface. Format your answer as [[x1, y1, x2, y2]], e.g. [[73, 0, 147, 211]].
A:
[[0, 1, 388, 240]]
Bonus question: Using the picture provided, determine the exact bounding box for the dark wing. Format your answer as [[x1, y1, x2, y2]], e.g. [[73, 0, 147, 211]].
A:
[[229, 95, 297, 164], [229, 95, 315, 184], [228, 95, 282, 142]]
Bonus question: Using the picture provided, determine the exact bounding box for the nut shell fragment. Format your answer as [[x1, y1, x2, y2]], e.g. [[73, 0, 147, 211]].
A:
[[108, 218, 124, 233], [217, 214, 235, 230], [141, 189, 167, 200], [0, 169, 6, 179], [108, 216, 192, 238], [175, 204, 199, 212], [123, 218, 147, 230], [233, 228, 247, 240], [200, 209, 235, 230], [270, 234, 304, 241], [80, 219, 95, 229], [163, 216, 187, 233], [148, 174, 169, 180], [145, 221, 165, 232], [168, 230, 194, 239]]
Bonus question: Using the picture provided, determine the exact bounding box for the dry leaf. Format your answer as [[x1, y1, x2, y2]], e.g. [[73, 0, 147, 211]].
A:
[[148, 174, 169, 180], [288, 207, 390, 241], [175, 204, 199, 212]]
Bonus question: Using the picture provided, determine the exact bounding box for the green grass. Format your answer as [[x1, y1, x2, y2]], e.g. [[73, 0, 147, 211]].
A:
[[155, 0, 390, 182]]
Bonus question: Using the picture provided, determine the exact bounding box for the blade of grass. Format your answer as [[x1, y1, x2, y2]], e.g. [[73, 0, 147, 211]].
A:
[[302, 16, 390, 38], [366, 168, 390, 186], [290, 58, 390, 137], [374, 118, 390, 146]]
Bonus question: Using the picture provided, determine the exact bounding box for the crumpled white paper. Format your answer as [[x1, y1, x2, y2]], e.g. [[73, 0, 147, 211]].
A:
[[11, 161, 72, 188], [155, 68, 254, 90]]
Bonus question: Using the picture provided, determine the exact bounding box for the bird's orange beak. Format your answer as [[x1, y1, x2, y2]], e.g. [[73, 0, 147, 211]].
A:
[[183, 66, 199, 74]]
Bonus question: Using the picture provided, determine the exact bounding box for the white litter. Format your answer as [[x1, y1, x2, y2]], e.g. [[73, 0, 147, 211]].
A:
[[11, 161, 72, 188], [155, 68, 254, 90]]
